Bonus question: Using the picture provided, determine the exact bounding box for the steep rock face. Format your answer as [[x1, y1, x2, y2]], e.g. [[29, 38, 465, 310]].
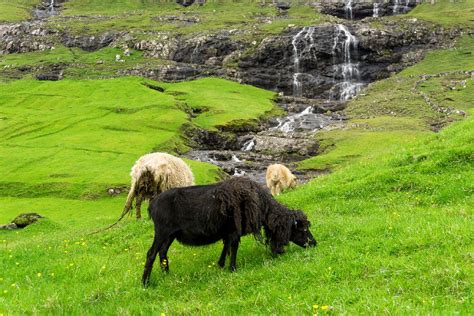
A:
[[134, 31, 244, 66], [236, 21, 458, 98], [0, 17, 459, 100]]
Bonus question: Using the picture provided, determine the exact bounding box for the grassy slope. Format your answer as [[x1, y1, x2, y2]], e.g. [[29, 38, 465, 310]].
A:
[[50, 0, 328, 36], [0, 77, 275, 195], [0, 0, 473, 315], [0, 0, 39, 22], [299, 34, 474, 171], [407, 0, 474, 28]]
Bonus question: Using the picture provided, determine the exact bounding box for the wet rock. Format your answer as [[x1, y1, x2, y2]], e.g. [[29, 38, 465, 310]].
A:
[[252, 132, 319, 157]]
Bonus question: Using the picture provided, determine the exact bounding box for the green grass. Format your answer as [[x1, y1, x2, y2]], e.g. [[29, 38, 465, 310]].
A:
[[0, 46, 171, 81], [47, 0, 327, 36], [409, 0, 474, 28], [0, 0, 39, 22], [1, 1, 473, 314], [1, 101, 472, 315], [0, 77, 276, 199]]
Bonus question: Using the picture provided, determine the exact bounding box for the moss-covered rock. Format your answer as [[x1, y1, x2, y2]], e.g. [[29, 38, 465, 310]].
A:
[[11, 213, 43, 228]]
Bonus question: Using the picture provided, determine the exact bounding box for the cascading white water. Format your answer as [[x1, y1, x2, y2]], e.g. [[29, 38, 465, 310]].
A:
[[241, 139, 255, 151], [49, 0, 55, 13], [345, 0, 353, 20], [231, 155, 241, 163], [403, 0, 411, 12], [291, 26, 316, 97], [393, 0, 400, 14], [333, 24, 363, 101], [373, 3, 380, 17], [273, 106, 313, 133]]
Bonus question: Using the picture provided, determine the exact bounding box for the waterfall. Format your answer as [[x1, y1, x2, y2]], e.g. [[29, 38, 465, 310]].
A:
[[403, 0, 410, 12], [373, 3, 380, 17], [273, 106, 313, 133], [49, 0, 55, 13], [241, 139, 255, 151], [333, 24, 363, 101], [344, 0, 353, 20], [290, 26, 316, 97], [393, 0, 400, 14]]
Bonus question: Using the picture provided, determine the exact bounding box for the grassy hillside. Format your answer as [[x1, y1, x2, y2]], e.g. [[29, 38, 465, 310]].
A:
[[0, 76, 276, 200], [299, 35, 474, 171], [408, 0, 474, 28], [0, 0, 39, 22], [0, 0, 473, 315], [50, 0, 328, 36]]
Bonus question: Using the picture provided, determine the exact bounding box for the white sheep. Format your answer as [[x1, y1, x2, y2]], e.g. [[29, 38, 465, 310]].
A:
[[265, 163, 297, 196], [122, 152, 195, 219]]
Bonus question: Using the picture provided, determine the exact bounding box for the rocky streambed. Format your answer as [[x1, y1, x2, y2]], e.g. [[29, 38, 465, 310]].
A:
[[184, 96, 346, 184]]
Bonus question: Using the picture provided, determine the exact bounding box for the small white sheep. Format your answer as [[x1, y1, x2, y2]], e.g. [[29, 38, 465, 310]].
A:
[[265, 163, 297, 196]]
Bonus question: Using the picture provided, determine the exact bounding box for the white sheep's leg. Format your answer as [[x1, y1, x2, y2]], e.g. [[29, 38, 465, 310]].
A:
[[270, 185, 276, 196], [275, 183, 282, 196], [135, 193, 143, 220]]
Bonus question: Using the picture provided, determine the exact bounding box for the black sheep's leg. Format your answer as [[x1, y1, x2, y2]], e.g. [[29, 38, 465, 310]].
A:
[[218, 238, 231, 268], [229, 237, 240, 272], [142, 235, 160, 287], [159, 237, 175, 273]]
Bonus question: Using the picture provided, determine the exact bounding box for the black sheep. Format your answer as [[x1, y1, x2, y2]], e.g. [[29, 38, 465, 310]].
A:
[[142, 177, 316, 286]]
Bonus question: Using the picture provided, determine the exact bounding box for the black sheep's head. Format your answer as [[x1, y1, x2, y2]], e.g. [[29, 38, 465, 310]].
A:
[[290, 211, 317, 248]]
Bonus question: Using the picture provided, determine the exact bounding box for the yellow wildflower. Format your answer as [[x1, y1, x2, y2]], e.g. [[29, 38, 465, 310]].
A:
[[37, 273, 42, 278], [50, 273, 55, 277], [160, 313, 165, 316], [313, 304, 319, 309], [15, 262, 19, 266], [321, 305, 329, 311]]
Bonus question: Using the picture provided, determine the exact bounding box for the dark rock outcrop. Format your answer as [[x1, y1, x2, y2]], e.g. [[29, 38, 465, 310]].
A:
[[61, 31, 117, 51]]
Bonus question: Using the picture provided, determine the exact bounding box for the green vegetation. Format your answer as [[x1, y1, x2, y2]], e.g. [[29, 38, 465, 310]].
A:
[[48, 0, 327, 36], [0, 46, 169, 82], [409, 0, 474, 28], [0, 76, 276, 199], [0, 0, 39, 22], [0, 0, 473, 314], [299, 35, 474, 171]]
